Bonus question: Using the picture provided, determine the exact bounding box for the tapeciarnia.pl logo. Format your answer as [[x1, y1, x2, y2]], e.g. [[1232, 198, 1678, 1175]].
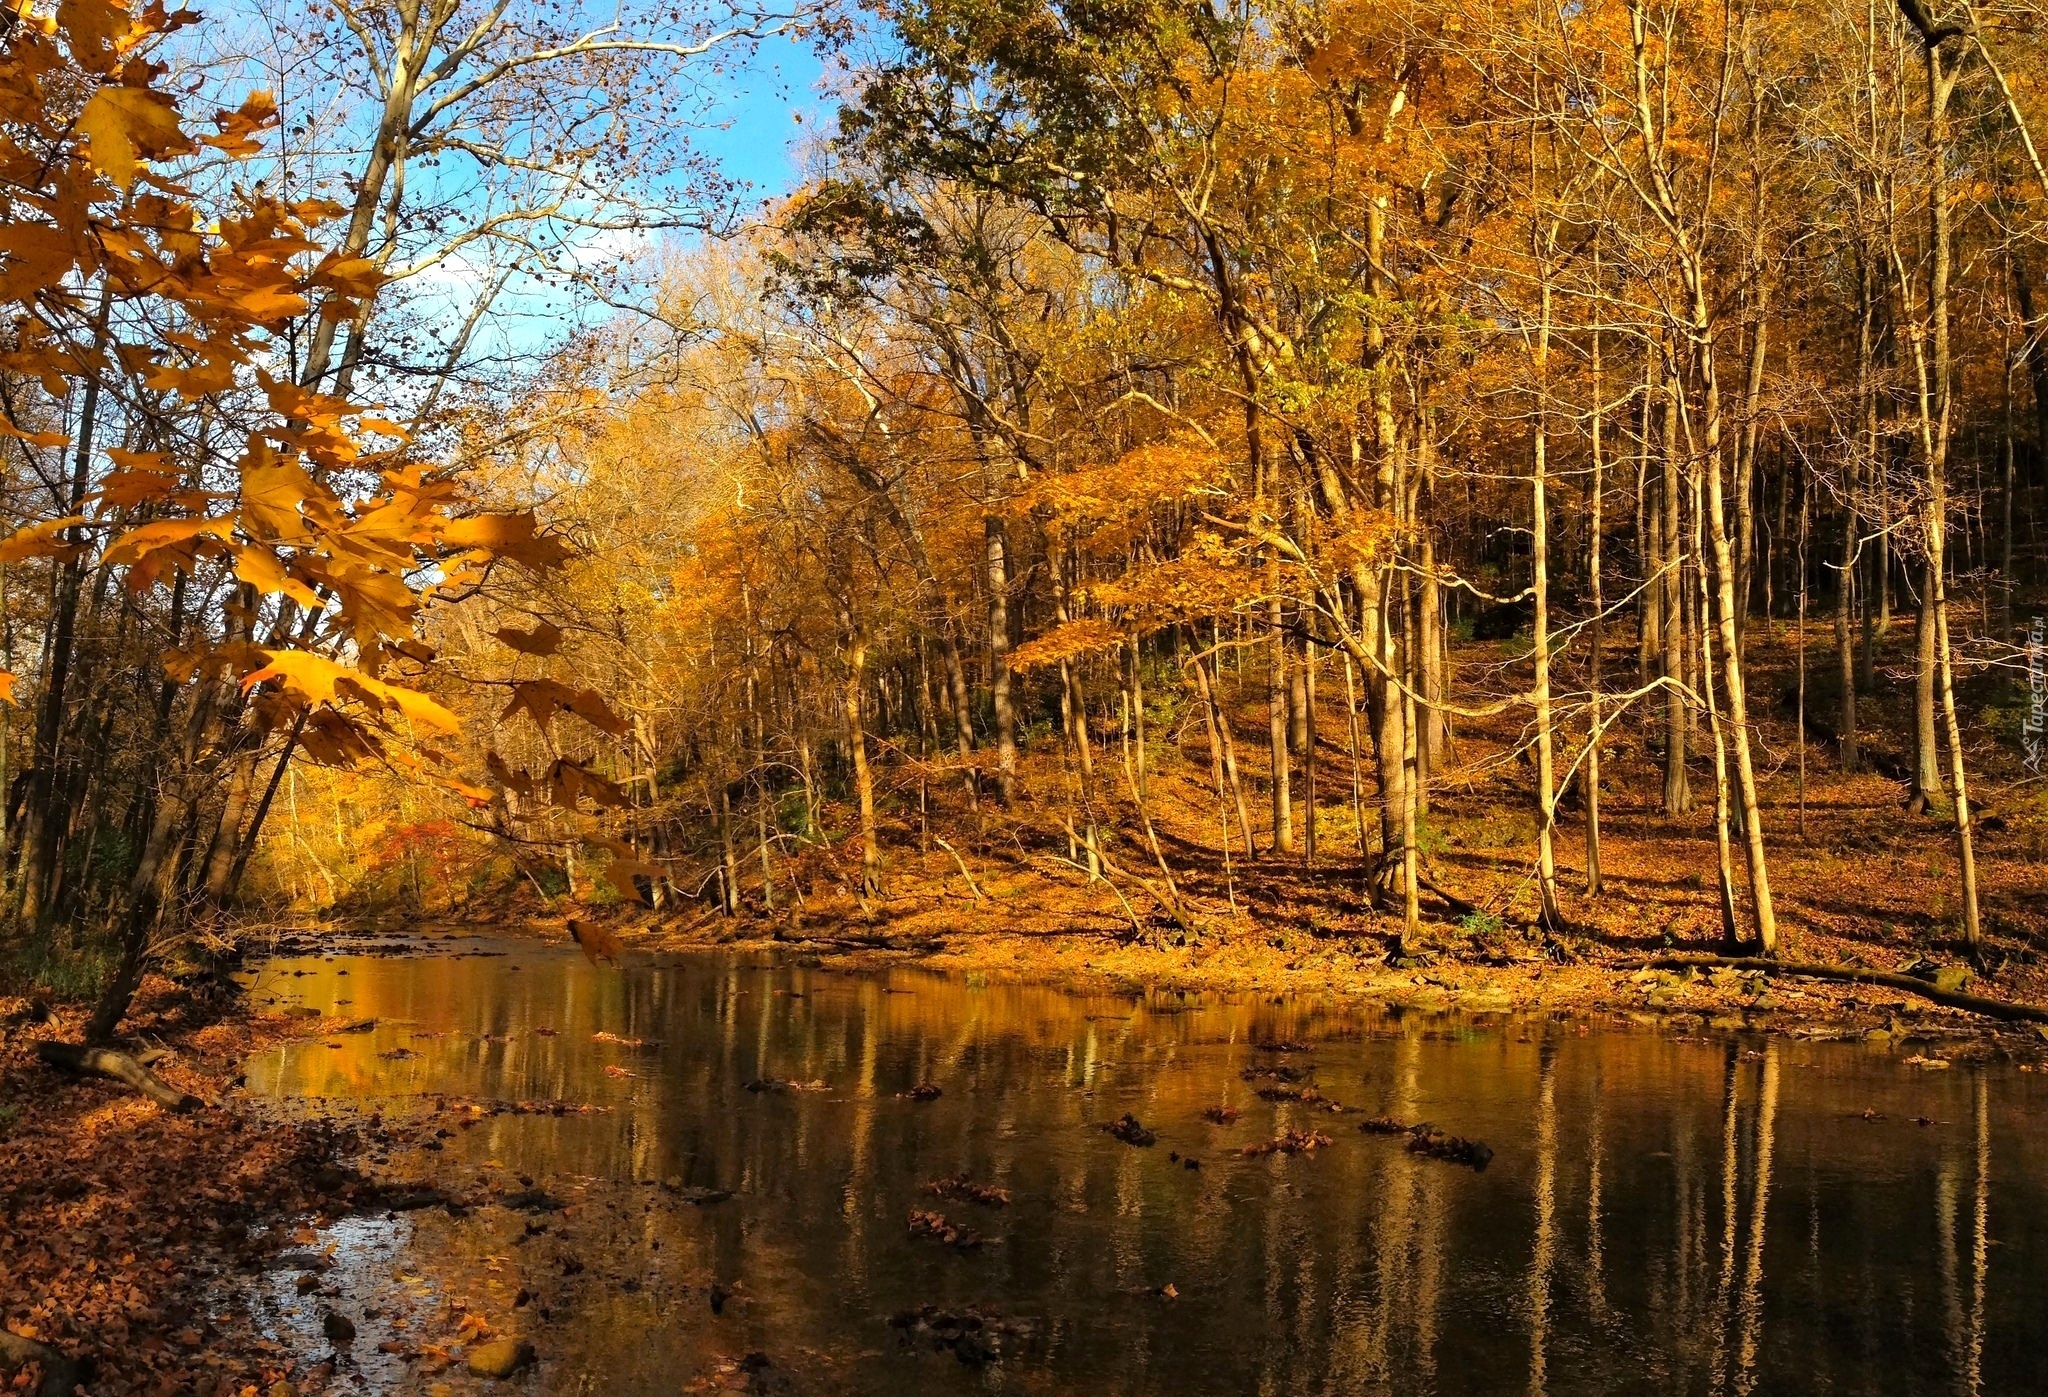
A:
[[2026, 616, 2046, 773]]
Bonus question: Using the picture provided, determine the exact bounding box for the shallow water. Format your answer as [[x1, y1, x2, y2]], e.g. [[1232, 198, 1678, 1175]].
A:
[[239, 941, 2048, 1395]]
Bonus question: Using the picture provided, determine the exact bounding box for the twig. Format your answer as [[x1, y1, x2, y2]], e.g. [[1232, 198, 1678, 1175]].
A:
[[931, 836, 987, 901]]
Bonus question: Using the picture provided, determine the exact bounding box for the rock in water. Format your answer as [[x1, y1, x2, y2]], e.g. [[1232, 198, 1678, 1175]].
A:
[[321, 1312, 356, 1345], [466, 1338, 536, 1378]]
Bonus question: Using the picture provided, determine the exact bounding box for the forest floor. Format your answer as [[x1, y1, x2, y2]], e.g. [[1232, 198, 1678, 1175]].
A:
[[0, 977, 395, 1396]]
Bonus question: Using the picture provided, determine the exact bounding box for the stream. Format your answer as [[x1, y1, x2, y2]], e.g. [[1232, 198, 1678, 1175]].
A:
[[232, 937, 2048, 1395]]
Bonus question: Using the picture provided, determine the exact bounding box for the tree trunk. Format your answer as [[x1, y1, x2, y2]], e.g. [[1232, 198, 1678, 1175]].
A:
[[1586, 312, 1606, 896], [1695, 320, 1779, 954], [1661, 365, 1693, 815], [1531, 274, 1564, 932], [842, 637, 881, 900], [986, 516, 1018, 805]]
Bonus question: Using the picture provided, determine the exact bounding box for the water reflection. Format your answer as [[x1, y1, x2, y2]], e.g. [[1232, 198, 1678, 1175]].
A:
[[241, 947, 2048, 1396]]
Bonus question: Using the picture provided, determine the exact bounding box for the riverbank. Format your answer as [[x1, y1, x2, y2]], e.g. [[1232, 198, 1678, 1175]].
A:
[[0, 976, 372, 1396], [586, 831, 2048, 1053]]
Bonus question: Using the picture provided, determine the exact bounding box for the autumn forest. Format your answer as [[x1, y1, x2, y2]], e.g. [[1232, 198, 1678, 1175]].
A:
[[5, 0, 2048, 1390]]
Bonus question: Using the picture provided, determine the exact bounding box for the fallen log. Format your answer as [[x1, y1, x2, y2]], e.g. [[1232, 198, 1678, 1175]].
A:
[[0, 1326, 86, 1397], [1646, 955, 2048, 1026], [33, 1041, 205, 1111]]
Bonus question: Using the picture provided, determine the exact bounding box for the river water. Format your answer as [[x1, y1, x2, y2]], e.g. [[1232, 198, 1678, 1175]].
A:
[[236, 939, 2048, 1395]]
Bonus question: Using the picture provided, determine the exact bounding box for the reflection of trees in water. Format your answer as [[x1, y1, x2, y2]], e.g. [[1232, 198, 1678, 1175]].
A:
[[1528, 1038, 1558, 1397], [242, 953, 2040, 1395]]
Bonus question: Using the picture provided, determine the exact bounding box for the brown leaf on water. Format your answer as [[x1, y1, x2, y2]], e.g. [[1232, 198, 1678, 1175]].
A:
[[1239, 1128, 1333, 1158]]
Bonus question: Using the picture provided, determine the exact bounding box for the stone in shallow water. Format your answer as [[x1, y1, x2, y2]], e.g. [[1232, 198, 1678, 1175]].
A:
[[466, 1338, 536, 1378]]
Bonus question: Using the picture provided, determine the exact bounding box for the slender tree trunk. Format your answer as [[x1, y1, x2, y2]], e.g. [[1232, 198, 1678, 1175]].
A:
[[1910, 567, 1947, 812], [1198, 645, 1255, 855], [1532, 274, 1564, 932], [1661, 364, 1693, 814], [1419, 518, 1447, 782], [1696, 467, 1744, 948], [1302, 616, 1319, 862], [199, 746, 258, 904], [986, 517, 1018, 805], [224, 717, 305, 900], [1191, 653, 1238, 905], [1912, 38, 1980, 945], [1586, 312, 1606, 896], [17, 288, 113, 926], [1399, 574, 1421, 945], [1839, 330, 1864, 772], [843, 636, 881, 900], [1343, 652, 1369, 862], [1695, 317, 1780, 953], [1798, 458, 1810, 840]]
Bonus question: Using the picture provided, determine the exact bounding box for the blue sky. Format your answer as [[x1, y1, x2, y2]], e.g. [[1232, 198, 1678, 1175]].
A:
[[690, 32, 836, 206]]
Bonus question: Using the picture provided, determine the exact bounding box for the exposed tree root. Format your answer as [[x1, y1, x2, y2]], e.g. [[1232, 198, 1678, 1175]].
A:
[[1646, 955, 2048, 1025], [0, 1326, 87, 1397], [33, 1041, 206, 1111]]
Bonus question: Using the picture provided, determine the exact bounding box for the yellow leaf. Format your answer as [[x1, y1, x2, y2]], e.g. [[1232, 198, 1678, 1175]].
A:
[[1009, 618, 1123, 673], [0, 415, 68, 449], [0, 517, 87, 564], [0, 225, 78, 301], [443, 778, 494, 808], [240, 452, 319, 541], [502, 679, 629, 736], [568, 918, 626, 964], [317, 256, 386, 298], [0, 671, 15, 704], [103, 515, 231, 566], [78, 85, 186, 193], [232, 543, 321, 609], [97, 450, 183, 508], [241, 649, 460, 735], [227, 287, 307, 322], [441, 513, 571, 569]]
